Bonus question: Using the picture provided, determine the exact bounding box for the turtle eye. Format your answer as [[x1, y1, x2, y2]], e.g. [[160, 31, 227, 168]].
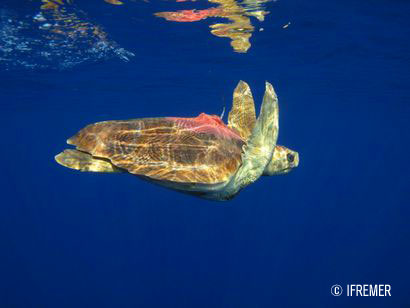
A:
[[287, 153, 294, 163]]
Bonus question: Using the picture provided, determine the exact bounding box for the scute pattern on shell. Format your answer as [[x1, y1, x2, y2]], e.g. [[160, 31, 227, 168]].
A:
[[67, 118, 245, 184]]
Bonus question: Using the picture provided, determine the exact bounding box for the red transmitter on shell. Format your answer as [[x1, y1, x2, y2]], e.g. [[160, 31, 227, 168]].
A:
[[166, 113, 243, 141]]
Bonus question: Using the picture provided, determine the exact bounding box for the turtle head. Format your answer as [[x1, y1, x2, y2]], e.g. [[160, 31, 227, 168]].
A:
[[263, 145, 299, 176]]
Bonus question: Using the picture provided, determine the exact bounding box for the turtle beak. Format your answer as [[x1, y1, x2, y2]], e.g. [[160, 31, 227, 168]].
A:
[[293, 152, 299, 168]]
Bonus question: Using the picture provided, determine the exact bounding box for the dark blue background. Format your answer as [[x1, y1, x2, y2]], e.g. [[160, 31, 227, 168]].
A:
[[1, 0, 409, 307]]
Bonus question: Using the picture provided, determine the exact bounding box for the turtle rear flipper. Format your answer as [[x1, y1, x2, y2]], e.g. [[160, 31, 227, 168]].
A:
[[55, 149, 124, 173]]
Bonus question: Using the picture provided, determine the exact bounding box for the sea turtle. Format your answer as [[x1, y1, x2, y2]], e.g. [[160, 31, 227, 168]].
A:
[[55, 81, 299, 200]]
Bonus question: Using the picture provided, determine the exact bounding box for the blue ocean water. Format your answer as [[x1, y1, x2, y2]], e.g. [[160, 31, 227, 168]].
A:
[[1, 0, 409, 307]]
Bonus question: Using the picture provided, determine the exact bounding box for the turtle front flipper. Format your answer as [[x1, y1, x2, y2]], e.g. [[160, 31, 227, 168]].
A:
[[221, 82, 279, 199], [251, 81, 279, 150], [228, 80, 256, 140], [55, 149, 124, 173]]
